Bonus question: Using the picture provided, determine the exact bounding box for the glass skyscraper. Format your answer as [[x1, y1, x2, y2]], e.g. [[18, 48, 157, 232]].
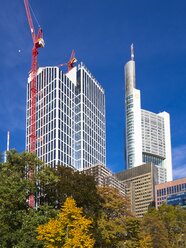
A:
[[26, 62, 106, 171], [124, 45, 172, 183]]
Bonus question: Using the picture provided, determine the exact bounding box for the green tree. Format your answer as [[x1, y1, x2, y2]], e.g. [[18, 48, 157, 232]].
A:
[[141, 207, 169, 248], [122, 217, 141, 248], [14, 205, 57, 248], [0, 150, 35, 247], [37, 197, 95, 248], [158, 204, 186, 248], [117, 217, 153, 248], [41, 166, 100, 218], [0, 150, 56, 247], [141, 204, 186, 248], [96, 186, 131, 248], [142, 214, 169, 248]]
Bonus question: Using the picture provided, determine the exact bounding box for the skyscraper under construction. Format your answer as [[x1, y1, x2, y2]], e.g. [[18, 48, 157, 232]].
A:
[[26, 63, 106, 171]]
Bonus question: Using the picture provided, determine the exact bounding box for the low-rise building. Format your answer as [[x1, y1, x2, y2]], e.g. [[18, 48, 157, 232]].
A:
[[84, 164, 126, 196], [115, 163, 158, 217], [155, 177, 186, 208]]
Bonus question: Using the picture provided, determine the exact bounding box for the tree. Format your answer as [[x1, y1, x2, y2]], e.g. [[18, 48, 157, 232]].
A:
[[40, 166, 100, 218], [36, 197, 95, 248], [158, 204, 186, 248], [122, 217, 141, 248], [141, 204, 186, 248], [141, 207, 170, 248], [14, 205, 57, 248], [139, 233, 152, 248], [0, 150, 57, 247], [96, 186, 131, 247], [117, 217, 153, 248], [0, 150, 35, 247]]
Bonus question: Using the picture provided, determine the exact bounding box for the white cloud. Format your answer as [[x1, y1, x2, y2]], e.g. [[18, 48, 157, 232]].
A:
[[172, 145, 186, 179]]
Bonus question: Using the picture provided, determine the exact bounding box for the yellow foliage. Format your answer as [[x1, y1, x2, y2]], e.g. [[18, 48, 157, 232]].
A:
[[36, 197, 94, 248], [139, 234, 153, 248]]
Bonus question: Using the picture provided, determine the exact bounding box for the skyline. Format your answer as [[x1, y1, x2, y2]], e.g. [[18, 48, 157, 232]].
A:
[[0, 0, 186, 178]]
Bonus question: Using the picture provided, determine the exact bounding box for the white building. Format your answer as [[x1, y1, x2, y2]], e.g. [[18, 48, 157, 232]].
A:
[[26, 62, 106, 171], [124, 45, 172, 182]]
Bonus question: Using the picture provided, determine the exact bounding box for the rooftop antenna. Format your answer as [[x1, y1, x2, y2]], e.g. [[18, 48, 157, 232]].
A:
[[7, 130, 10, 151], [131, 43, 134, 61]]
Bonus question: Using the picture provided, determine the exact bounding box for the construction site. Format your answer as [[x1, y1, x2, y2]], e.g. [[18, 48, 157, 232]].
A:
[[23, 0, 106, 207]]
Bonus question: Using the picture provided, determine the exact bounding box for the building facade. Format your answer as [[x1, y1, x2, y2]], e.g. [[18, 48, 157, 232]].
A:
[[124, 45, 172, 182], [116, 163, 158, 218], [84, 164, 126, 196], [26, 62, 106, 171], [155, 178, 186, 208]]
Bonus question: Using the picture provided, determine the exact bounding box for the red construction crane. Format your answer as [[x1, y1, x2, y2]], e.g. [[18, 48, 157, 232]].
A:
[[24, 0, 44, 154], [24, 0, 44, 208], [58, 49, 77, 72]]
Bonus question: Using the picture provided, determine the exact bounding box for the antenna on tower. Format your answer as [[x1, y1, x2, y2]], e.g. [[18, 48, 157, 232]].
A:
[[7, 130, 10, 151], [131, 43, 134, 61]]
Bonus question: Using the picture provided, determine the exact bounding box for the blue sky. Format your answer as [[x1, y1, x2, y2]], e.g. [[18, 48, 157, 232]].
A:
[[0, 0, 186, 178]]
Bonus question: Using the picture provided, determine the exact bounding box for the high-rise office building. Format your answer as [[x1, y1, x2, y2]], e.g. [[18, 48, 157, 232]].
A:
[[26, 62, 106, 171], [124, 45, 172, 182]]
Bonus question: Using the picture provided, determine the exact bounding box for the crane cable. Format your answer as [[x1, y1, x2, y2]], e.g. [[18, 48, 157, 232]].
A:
[[29, 1, 40, 28]]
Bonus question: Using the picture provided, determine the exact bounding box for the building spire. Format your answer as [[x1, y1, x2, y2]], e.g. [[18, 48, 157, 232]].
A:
[[7, 130, 10, 151], [131, 43, 134, 61]]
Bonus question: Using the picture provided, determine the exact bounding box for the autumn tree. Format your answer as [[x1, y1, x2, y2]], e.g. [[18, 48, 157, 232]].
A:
[[116, 217, 153, 248], [37, 197, 95, 248], [140, 204, 186, 248], [120, 217, 141, 248], [157, 204, 186, 247], [141, 213, 169, 248], [95, 186, 131, 247]]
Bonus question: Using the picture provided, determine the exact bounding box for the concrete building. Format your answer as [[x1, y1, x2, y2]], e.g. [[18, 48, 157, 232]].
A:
[[124, 44, 172, 182], [26, 63, 106, 171], [155, 178, 186, 208], [84, 164, 126, 196], [116, 163, 158, 217]]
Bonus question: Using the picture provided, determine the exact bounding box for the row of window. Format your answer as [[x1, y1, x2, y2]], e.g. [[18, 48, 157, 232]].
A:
[[157, 183, 186, 196]]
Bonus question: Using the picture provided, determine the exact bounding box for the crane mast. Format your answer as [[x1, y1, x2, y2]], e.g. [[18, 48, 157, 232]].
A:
[[24, 0, 44, 208], [24, 0, 44, 153]]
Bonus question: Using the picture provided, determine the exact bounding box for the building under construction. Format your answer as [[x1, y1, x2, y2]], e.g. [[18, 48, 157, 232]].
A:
[[26, 64, 106, 170], [24, 0, 106, 171]]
